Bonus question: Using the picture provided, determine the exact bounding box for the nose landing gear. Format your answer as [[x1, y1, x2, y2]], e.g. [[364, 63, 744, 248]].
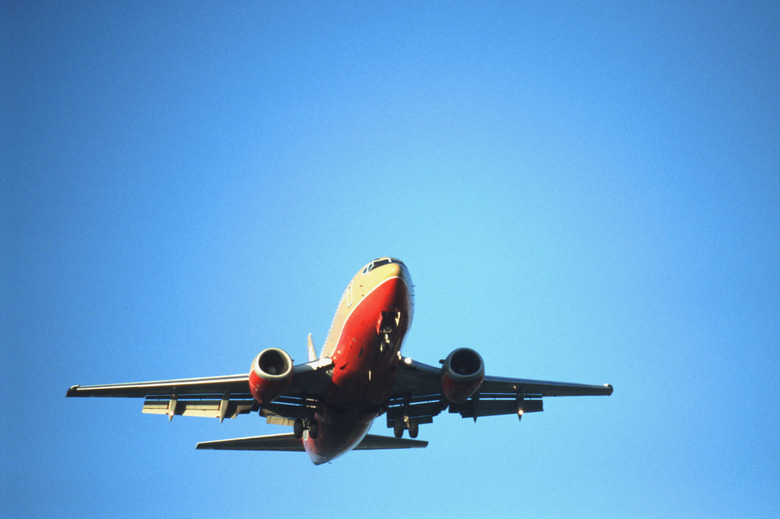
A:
[[377, 311, 402, 352]]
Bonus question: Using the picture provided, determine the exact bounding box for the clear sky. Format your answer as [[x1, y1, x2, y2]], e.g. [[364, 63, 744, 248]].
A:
[[3, 2, 778, 518]]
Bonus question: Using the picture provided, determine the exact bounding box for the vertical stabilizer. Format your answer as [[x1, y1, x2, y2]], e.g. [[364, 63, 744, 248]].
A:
[[307, 333, 318, 362]]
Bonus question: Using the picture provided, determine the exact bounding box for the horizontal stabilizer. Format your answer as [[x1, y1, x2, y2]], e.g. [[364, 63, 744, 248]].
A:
[[353, 434, 428, 450], [195, 433, 428, 452], [196, 433, 304, 451]]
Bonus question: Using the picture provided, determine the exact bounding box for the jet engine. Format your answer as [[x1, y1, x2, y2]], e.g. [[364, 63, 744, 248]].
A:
[[441, 348, 485, 404], [249, 348, 293, 404]]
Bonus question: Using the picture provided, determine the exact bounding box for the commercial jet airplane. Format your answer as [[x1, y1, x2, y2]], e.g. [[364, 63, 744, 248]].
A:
[[67, 258, 613, 465]]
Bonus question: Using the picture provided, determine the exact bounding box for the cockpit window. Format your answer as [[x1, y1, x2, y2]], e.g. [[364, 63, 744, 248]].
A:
[[361, 257, 399, 275]]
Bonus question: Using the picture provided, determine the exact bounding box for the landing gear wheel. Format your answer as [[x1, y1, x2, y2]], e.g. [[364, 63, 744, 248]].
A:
[[393, 420, 404, 438], [309, 420, 319, 439], [408, 419, 419, 439], [293, 419, 303, 439]]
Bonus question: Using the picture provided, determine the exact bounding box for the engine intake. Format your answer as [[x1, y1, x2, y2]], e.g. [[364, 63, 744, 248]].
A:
[[441, 348, 485, 404], [249, 348, 293, 404]]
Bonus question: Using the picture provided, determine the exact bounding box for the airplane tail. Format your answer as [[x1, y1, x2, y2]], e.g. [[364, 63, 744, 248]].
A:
[[352, 434, 428, 450], [196, 433, 428, 452], [307, 333, 317, 362], [197, 433, 304, 451]]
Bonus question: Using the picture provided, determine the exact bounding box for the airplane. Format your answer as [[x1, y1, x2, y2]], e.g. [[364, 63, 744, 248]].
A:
[[67, 258, 613, 465]]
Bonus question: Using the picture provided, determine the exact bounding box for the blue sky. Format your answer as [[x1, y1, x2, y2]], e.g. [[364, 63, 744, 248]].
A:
[[3, 2, 778, 517]]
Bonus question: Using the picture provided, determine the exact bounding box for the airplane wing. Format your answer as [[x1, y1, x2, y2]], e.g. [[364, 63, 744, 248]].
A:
[[386, 357, 612, 427], [66, 358, 333, 421]]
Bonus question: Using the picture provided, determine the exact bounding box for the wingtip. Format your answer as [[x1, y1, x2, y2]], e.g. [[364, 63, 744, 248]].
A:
[[66, 385, 80, 397], [605, 384, 614, 396]]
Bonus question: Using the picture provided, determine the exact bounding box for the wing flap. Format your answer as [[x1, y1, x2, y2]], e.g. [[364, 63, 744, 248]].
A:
[[450, 397, 544, 419], [142, 398, 256, 420]]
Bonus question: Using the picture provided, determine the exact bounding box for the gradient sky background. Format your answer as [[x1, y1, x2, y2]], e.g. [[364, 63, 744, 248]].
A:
[[3, 2, 779, 518]]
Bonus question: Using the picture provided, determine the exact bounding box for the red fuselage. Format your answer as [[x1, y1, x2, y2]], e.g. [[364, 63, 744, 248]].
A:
[[303, 260, 413, 464]]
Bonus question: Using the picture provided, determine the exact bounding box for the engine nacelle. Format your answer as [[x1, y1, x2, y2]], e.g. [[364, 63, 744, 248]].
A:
[[248, 348, 294, 404], [441, 348, 485, 404]]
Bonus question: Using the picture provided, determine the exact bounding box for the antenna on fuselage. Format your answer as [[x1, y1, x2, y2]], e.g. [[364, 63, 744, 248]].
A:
[[307, 333, 318, 362]]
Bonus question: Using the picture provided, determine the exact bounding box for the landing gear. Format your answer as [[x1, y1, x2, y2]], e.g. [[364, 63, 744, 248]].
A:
[[392, 418, 418, 439], [393, 420, 404, 439], [408, 419, 419, 439], [294, 417, 319, 439], [377, 311, 401, 352]]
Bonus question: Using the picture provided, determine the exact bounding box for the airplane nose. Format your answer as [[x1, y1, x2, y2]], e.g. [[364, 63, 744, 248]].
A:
[[381, 260, 414, 326], [384, 263, 413, 289], [385, 262, 401, 278]]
